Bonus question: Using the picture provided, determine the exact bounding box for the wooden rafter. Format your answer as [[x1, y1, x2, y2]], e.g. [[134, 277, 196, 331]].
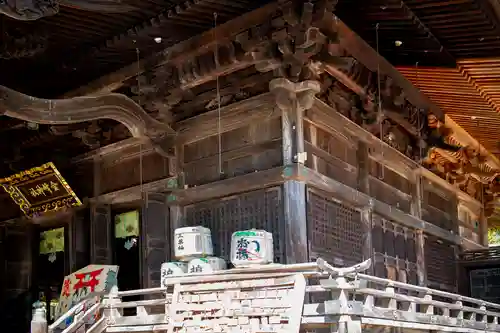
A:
[[61, 2, 281, 98]]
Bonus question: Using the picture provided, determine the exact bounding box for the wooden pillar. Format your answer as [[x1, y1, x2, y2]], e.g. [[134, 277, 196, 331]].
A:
[[479, 205, 488, 247], [411, 171, 427, 286], [270, 78, 320, 264], [168, 143, 185, 258], [68, 209, 89, 272], [357, 141, 374, 273], [141, 192, 170, 288], [90, 205, 112, 264], [361, 200, 374, 275], [90, 155, 112, 265], [0, 226, 5, 311], [4, 225, 34, 333], [357, 141, 370, 194], [452, 195, 460, 232]]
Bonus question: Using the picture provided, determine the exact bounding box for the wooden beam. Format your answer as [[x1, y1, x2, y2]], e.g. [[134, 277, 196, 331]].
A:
[[167, 166, 287, 205], [184, 138, 281, 169], [72, 137, 152, 164], [91, 176, 177, 205], [174, 93, 278, 145], [73, 93, 278, 165], [62, 2, 280, 97]]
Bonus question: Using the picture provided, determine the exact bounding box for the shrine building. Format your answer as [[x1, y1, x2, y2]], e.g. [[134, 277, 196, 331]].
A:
[[2, 0, 500, 331]]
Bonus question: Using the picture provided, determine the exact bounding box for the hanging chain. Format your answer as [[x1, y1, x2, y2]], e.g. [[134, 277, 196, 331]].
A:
[[376, 23, 384, 180], [214, 12, 223, 175]]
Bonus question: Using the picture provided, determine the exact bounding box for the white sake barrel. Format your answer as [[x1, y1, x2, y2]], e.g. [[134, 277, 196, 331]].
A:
[[161, 262, 188, 287], [174, 226, 213, 261], [230, 229, 274, 267], [187, 257, 226, 274]]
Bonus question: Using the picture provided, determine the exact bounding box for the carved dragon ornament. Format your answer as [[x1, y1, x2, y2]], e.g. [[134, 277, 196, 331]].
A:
[[0, 85, 176, 156]]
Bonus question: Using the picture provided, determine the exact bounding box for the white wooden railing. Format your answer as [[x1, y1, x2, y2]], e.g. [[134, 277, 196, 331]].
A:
[[33, 258, 500, 333]]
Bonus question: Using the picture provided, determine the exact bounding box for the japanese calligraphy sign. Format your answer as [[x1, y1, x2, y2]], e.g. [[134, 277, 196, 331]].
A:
[[56, 264, 119, 318], [0, 162, 81, 218]]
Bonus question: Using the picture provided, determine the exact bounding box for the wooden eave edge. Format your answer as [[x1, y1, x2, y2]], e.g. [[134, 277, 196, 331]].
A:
[[444, 115, 500, 170], [318, 12, 500, 171]]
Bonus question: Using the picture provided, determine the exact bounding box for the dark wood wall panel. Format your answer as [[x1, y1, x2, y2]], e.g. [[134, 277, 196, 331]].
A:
[[100, 152, 170, 194], [183, 118, 282, 187], [2, 225, 33, 333], [369, 160, 412, 214], [422, 184, 456, 232], [372, 214, 418, 284], [0, 193, 24, 221], [304, 123, 358, 188], [141, 193, 170, 288], [307, 190, 364, 267], [90, 205, 112, 265], [182, 187, 285, 264]]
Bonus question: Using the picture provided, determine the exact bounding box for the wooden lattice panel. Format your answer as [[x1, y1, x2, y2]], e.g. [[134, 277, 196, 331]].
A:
[[425, 234, 457, 290], [307, 191, 363, 266], [372, 215, 418, 284], [168, 274, 305, 333], [183, 187, 285, 263]]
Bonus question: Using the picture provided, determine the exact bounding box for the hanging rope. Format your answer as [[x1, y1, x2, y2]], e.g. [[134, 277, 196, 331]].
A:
[[375, 23, 384, 180], [135, 43, 144, 197], [478, 118, 485, 216], [415, 61, 422, 164], [214, 12, 223, 175]]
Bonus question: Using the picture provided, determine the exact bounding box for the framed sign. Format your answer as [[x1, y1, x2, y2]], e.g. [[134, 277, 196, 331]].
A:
[[0, 162, 81, 218]]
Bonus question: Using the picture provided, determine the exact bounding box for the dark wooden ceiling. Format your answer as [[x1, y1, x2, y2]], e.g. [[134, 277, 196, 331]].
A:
[[3, 0, 500, 96], [335, 0, 500, 66], [0, 0, 272, 97]]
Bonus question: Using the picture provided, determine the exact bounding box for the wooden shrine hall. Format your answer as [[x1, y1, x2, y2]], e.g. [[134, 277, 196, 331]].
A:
[[3, 0, 500, 331]]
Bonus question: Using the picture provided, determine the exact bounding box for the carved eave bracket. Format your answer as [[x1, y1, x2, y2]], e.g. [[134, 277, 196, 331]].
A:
[[269, 78, 321, 112], [0, 85, 176, 156]]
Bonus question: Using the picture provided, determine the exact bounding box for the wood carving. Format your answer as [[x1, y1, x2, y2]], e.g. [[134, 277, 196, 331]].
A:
[[424, 149, 500, 206], [269, 78, 321, 112], [1, 0, 135, 21], [127, 1, 334, 122], [0, 27, 48, 60], [0, 85, 175, 156], [315, 56, 465, 165]]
